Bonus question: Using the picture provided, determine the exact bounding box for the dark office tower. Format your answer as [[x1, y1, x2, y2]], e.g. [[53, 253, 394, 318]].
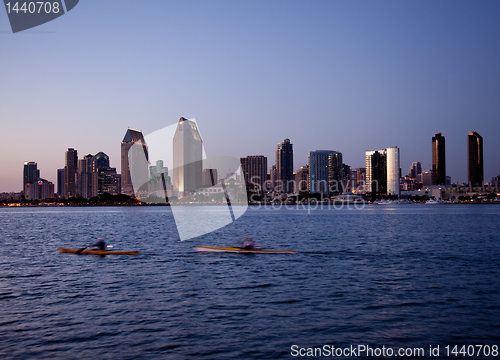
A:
[[173, 118, 203, 195], [57, 169, 64, 198], [365, 150, 387, 195], [240, 155, 268, 193], [327, 152, 343, 194], [467, 131, 484, 186], [121, 128, 148, 196], [23, 161, 40, 195], [65, 148, 78, 198], [94, 152, 119, 195], [95, 151, 110, 169], [276, 139, 294, 193], [432, 132, 446, 185]]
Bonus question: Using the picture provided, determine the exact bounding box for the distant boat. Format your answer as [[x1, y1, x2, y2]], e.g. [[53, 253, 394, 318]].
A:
[[426, 198, 444, 204]]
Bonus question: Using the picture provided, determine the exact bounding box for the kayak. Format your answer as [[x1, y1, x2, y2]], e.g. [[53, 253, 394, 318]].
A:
[[193, 246, 298, 254], [58, 247, 139, 255]]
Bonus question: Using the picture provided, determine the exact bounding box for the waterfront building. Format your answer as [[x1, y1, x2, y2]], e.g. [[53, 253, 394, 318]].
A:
[[78, 154, 98, 199], [350, 168, 366, 191], [202, 168, 218, 188], [240, 155, 267, 193], [309, 150, 337, 196], [57, 169, 64, 198], [121, 128, 148, 196], [467, 131, 484, 186], [65, 148, 78, 198], [25, 178, 54, 200], [421, 169, 433, 186], [365, 149, 387, 195], [408, 161, 422, 178], [432, 132, 446, 185], [270, 165, 277, 191], [93, 152, 119, 196], [173, 117, 203, 195], [276, 139, 294, 193], [328, 152, 343, 194], [23, 162, 39, 196], [295, 165, 309, 193], [386, 146, 401, 197]]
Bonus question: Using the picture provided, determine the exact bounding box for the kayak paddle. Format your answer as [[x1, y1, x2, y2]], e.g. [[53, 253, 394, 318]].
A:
[[75, 244, 91, 255]]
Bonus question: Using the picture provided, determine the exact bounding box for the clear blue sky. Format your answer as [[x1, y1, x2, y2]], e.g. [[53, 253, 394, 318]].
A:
[[1, 0, 499, 192]]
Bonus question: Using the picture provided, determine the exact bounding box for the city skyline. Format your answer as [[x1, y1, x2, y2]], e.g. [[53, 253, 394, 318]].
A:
[[1, 1, 500, 192]]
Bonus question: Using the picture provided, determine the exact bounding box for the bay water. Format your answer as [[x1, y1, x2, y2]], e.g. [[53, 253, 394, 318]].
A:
[[0, 205, 499, 359]]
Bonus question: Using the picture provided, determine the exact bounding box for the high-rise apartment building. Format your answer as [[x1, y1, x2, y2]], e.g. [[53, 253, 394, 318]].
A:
[[328, 152, 343, 194], [57, 168, 65, 198], [121, 128, 148, 196], [365, 149, 387, 195], [386, 146, 400, 197], [350, 168, 366, 190], [432, 132, 446, 185], [23, 161, 39, 195], [276, 139, 294, 193], [78, 154, 98, 199], [408, 161, 422, 178], [295, 165, 309, 192], [65, 148, 78, 198], [467, 131, 483, 186], [173, 117, 203, 195], [95, 152, 120, 195], [240, 155, 267, 193], [309, 150, 338, 196]]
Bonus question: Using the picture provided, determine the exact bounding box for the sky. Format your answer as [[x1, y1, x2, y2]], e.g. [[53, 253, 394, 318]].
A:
[[1, 0, 500, 192]]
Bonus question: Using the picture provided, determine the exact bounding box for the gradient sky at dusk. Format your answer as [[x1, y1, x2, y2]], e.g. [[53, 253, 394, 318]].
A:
[[1, 0, 499, 192]]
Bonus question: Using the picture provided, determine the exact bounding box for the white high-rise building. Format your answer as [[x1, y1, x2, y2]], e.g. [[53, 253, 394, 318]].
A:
[[386, 146, 400, 197]]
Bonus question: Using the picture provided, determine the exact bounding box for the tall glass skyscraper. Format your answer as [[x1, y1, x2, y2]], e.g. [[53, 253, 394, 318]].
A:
[[365, 149, 387, 195], [23, 161, 39, 195], [309, 150, 338, 196], [276, 139, 294, 193], [432, 132, 446, 186], [173, 117, 203, 195], [467, 131, 483, 186], [121, 128, 148, 196], [386, 146, 400, 197], [65, 148, 78, 198]]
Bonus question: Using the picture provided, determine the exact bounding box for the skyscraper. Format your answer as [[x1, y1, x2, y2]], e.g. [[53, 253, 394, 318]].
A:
[[95, 152, 120, 195], [276, 139, 294, 193], [173, 117, 203, 195], [309, 150, 337, 196], [386, 146, 400, 197], [121, 128, 148, 196], [432, 132, 446, 185], [23, 161, 39, 195], [65, 148, 78, 198], [57, 168, 65, 198], [240, 155, 267, 193], [365, 149, 387, 195], [467, 131, 483, 186], [408, 161, 422, 178], [78, 154, 98, 199], [328, 152, 343, 194]]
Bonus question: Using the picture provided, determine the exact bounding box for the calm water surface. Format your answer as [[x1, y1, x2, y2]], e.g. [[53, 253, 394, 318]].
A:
[[0, 205, 499, 359]]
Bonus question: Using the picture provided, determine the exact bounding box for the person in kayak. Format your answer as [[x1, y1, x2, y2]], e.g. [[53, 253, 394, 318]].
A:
[[91, 238, 106, 250], [241, 237, 257, 249]]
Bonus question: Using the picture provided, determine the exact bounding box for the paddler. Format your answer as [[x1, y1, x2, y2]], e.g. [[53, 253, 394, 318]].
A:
[[241, 237, 256, 250], [91, 238, 106, 250]]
